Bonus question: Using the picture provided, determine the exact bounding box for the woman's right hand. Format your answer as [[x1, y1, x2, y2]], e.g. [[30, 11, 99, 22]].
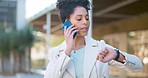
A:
[[64, 25, 78, 56]]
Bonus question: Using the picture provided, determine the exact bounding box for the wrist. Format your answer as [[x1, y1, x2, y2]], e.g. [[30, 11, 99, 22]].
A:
[[114, 49, 125, 63], [114, 49, 120, 61], [65, 48, 72, 56]]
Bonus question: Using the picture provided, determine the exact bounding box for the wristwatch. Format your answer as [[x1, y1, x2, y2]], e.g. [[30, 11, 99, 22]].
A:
[[114, 49, 120, 61]]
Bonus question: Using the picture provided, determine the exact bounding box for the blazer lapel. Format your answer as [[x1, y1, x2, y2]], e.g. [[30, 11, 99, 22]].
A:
[[83, 36, 101, 78], [66, 61, 76, 78], [58, 41, 76, 78]]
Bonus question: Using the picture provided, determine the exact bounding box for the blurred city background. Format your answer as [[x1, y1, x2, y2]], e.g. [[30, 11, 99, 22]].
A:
[[0, 0, 148, 78]]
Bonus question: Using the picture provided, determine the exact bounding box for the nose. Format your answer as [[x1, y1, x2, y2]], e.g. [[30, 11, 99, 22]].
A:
[[82, 18, 87, 25]]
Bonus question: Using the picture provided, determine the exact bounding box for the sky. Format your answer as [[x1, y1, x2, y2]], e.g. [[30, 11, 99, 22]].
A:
[[26, 0, 57, 18]]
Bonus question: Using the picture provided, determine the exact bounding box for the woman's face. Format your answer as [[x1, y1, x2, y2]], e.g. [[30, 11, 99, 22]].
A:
[[69, 6, 90, 37]]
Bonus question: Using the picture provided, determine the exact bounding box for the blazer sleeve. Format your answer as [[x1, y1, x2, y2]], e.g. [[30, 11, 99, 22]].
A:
[[44, 48, 71, 78], [106, 44, 143, 72]]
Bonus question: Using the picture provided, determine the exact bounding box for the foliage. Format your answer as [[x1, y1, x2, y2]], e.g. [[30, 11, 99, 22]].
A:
[[0, 27, 35, 53], [0, 31, 9, 52]]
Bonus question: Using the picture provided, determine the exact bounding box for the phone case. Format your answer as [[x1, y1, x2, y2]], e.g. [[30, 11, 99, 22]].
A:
[[61, 20, 72, 30], [61, 20, 77, 38]]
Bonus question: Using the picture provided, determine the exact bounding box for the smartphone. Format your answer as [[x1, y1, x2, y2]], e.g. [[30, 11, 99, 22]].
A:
[[61, 20, 77, 39]]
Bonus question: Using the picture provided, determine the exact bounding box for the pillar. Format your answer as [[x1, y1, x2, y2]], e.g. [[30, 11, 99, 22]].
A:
[[88, 0, 93, 37], [16, 0, 26, 30]]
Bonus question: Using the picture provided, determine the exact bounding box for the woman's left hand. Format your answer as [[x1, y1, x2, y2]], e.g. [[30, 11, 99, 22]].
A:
[[96, 47, 117, 63]]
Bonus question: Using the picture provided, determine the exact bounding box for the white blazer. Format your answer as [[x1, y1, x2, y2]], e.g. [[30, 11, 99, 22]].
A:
[[44, 36, 143, 78]]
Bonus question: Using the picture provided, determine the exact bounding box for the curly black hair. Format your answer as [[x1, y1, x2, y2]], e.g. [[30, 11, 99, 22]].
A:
[[56, 0, 91, 23]]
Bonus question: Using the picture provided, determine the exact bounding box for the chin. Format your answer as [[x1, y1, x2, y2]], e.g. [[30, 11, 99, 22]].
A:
[[82, 33, 88, 36], [77, 34, 87, 37], [78, 32, 88, 36]]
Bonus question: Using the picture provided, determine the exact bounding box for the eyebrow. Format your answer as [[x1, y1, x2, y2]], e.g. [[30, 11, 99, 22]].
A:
[[76, 14, 89, 17]]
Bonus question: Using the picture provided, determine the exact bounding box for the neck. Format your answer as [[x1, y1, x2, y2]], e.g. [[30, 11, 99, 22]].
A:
[[73, 36, 85, 50]]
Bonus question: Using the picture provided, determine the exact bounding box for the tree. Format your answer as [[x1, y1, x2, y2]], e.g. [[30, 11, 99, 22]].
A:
[[0, 27, 34, 74]]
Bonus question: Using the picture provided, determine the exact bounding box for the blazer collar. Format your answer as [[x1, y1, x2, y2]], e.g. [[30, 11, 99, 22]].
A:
[[58, 36, 98, 51]]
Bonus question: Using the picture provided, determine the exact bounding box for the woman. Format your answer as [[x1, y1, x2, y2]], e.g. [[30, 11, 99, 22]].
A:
[[44, 0, 143, 78]]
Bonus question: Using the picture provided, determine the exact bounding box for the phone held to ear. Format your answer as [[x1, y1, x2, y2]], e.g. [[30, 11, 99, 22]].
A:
[[61, 20, 77, 39]]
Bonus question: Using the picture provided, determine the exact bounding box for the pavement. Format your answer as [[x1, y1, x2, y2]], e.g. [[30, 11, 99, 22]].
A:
[[0, 73, 43, 78]]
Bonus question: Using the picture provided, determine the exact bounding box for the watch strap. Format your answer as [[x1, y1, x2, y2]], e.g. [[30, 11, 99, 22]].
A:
[[114, 49, 120, 61]]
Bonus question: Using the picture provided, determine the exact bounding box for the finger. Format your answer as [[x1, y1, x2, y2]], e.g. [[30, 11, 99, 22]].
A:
[[102, 48, 107, 52], [70, 29, 78, 37], [97, 54, 105, 61], [70, 27, 77, 35], [64, 26, 67, 34], [104, 48, 108, 54], [67, 25, 75, 35], [99, 51, 107, 57], [99, 52, 106, 56], [64, 25, 74, 36], [99, 55, 104, 62], [103, 56, 112, 63], [97, 53, 104, 60], [96, 56, 99, 60]]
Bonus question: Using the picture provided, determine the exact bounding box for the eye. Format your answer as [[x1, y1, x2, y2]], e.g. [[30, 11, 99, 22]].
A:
[[86, 16, 89, 20], [77, 19, 81, 21], [86, 18, 89, 20]]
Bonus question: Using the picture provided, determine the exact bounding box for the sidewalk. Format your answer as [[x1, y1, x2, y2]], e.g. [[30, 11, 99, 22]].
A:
[[0, 73, 43, 78], [0, 76, 16, 78]]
